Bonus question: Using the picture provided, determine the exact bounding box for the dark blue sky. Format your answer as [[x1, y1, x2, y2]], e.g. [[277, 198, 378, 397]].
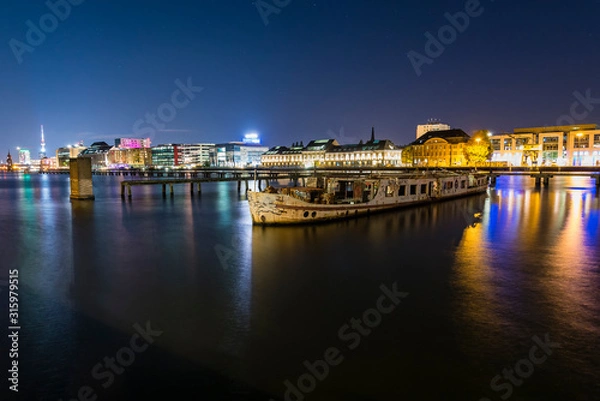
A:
[[2, 0, 600, 154]]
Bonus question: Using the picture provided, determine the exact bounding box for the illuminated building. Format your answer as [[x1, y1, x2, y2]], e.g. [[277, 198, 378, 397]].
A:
[[108, 147, 153, 168], [242, 133, 261, 144], [150, 144, 215, 168], [79, 142, 112, 169], [261, 139, 339, 167], [416, 119, 451, 139], [178, 144, 215, 167], [151, 144, 180, 167], [56, 145, 87, 167], [410, 129, 470, 167], [261, 129, 402, 167], [490, 124, 600, 166], [114, 138, 151, 149], [324, 141, 401, 167], [18, 148, 31, 165], [215, 142, 269, 167]]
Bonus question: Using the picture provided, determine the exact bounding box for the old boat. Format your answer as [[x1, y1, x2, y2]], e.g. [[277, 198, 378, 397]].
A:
[[247, 171, 488, 225]]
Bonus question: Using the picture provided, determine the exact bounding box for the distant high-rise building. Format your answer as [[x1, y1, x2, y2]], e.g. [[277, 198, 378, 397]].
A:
[[18, 148, 31, 165], [416, 119, 451, 139], [39, 125, 47, 158]]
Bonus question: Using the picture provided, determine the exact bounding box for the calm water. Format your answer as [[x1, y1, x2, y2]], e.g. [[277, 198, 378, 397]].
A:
[[0, 173, 599, 401]]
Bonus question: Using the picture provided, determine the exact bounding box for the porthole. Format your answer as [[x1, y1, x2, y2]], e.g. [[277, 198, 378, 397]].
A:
[[303, 211, 309, 218], [311, 211, 316, 218]]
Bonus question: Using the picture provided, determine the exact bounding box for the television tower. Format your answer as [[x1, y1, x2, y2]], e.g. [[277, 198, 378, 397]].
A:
[[40, 125, 46, 158]]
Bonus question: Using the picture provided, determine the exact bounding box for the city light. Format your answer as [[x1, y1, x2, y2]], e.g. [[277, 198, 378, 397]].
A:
[[243, 132, 261, 144]]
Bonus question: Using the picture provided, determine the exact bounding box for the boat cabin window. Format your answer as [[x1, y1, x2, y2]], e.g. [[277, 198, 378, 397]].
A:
[[385, 185, 394, 197], [398, 185, 406, 196], [420, 184, 427, 194], [410, 185, 417, 195]]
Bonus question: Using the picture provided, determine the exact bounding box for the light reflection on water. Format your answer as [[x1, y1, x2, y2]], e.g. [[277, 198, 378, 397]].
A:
[[0, 173, 598, 400]]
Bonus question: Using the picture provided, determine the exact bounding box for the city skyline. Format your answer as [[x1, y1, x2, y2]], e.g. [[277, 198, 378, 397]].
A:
[[2, 1, 600, 156]]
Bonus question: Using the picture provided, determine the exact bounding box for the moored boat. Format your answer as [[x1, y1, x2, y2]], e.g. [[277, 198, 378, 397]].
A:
[[247, 171, 488, 225]]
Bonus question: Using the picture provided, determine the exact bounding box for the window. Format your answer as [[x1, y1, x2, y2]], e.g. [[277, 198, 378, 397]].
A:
[[385, 185, 394, 197], [503, 139, 512, 151], [461, 180, 466, 189], [574, 134, 589, 149], [420, 184, 427, 194], [594, 134, 600, 147], [398, 185, 406, 196], [410, 185, 417, 195]]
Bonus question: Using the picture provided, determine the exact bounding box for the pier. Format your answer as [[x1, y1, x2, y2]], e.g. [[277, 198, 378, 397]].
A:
[[41, 166, 600, 197], [119, 170, 311, 198]]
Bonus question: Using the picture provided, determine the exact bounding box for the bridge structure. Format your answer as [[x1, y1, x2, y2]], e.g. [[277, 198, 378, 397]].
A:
[[42, 165, 600, 198], [482, 166, 600, 188]]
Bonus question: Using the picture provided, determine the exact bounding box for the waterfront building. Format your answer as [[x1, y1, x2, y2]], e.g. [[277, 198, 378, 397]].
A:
[[114, 138, 151, 149], [260, 139, 339, 167], [151, 144, 180, 167], [40, 156, 56, 171], [261, 143, 306, 167], [416, 120, 451, 139], [215, 142, 269, 167], [79, 142, 112, 169], [56, 145, 87, 168], [490, 124, 600, 166], [261, 129, 403, 167], [323, 139, 402, 167], [489, 132, 537, 166], [178, 143, 215, 167], [108, 147, 153, 168], [151, 143, 216, 168], [410, 129, 470, 167]]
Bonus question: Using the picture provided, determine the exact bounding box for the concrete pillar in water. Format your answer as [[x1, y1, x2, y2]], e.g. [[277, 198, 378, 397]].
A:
[[70, 157, 95, 200]]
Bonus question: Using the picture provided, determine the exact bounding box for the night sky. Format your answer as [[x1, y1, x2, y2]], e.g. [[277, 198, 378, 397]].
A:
[[2, 0, 600, 154]]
